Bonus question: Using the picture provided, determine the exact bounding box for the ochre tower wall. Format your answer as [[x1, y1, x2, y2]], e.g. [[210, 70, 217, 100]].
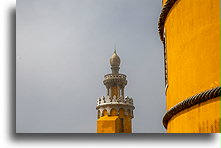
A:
[[111, 87, 119, 98], [97, 109, 132, 133], [161, 0, 220, 133]]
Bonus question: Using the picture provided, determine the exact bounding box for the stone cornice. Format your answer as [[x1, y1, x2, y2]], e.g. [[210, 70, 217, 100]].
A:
[[96, 103, 135, 110], [163, 86, 221, 129]]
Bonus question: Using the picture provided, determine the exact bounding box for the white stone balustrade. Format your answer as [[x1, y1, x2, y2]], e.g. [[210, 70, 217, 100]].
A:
[[97, 95, 133, 106]]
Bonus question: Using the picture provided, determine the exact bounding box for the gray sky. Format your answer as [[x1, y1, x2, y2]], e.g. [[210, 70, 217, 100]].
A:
[[16, 0, 166, 133]]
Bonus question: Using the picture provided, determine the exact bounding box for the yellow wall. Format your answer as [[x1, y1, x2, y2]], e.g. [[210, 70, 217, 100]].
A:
[[97, 109, 132, 133], [163, 0, 220, 133], [167, 97, 220, 133], [111, 87, 119, 98], [97, 116, 118, 133]]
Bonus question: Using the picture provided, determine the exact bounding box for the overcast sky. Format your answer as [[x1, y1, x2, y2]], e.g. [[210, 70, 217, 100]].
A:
[[16, 0, 166, 133]]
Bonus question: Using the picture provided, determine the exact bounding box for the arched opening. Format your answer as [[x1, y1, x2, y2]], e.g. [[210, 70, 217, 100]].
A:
[[110, 108, 117, 116], [102, 109, 108, 116], [97, 110, 100, 119], [127, 109, 131, 117], [119, 108, 125, 117]]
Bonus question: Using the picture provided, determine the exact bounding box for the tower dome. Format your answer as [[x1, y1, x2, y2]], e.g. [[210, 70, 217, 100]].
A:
[[110, 50, 120, 67]]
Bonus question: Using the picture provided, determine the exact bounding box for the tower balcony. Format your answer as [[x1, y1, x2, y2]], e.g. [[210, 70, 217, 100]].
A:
[[104, 74, 127, 80], [103, 74, 127, 87], [96, 96, 135, 118]]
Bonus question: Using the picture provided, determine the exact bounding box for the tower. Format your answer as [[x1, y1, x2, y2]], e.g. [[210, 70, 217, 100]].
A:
[[96, 50, 135, 133], [159, 0, 220, 132]]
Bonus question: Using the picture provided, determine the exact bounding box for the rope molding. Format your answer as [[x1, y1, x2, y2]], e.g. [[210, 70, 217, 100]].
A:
[[158, 0, 179, 43], [163, 86, 221, 129]]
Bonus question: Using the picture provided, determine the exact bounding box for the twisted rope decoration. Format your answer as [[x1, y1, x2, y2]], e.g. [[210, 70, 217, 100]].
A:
[[158, 0, 179, 43], [163, 86, 221, 129]]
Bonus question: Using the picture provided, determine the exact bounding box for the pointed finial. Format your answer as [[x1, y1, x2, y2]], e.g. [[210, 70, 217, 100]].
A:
[[114, 44, 116, 53]]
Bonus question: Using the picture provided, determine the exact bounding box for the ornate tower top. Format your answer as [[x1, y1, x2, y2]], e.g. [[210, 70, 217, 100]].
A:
[[110, 49, 121, 74], [96, 49, 135, 125]]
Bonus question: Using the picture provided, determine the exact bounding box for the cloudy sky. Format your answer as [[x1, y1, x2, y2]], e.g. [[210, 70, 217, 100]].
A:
[[16, 0, 166, 133]]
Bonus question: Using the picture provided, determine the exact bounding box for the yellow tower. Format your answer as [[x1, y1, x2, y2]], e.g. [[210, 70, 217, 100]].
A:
[[96, 50, 135, 133], [158, 0, 220, 133]]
